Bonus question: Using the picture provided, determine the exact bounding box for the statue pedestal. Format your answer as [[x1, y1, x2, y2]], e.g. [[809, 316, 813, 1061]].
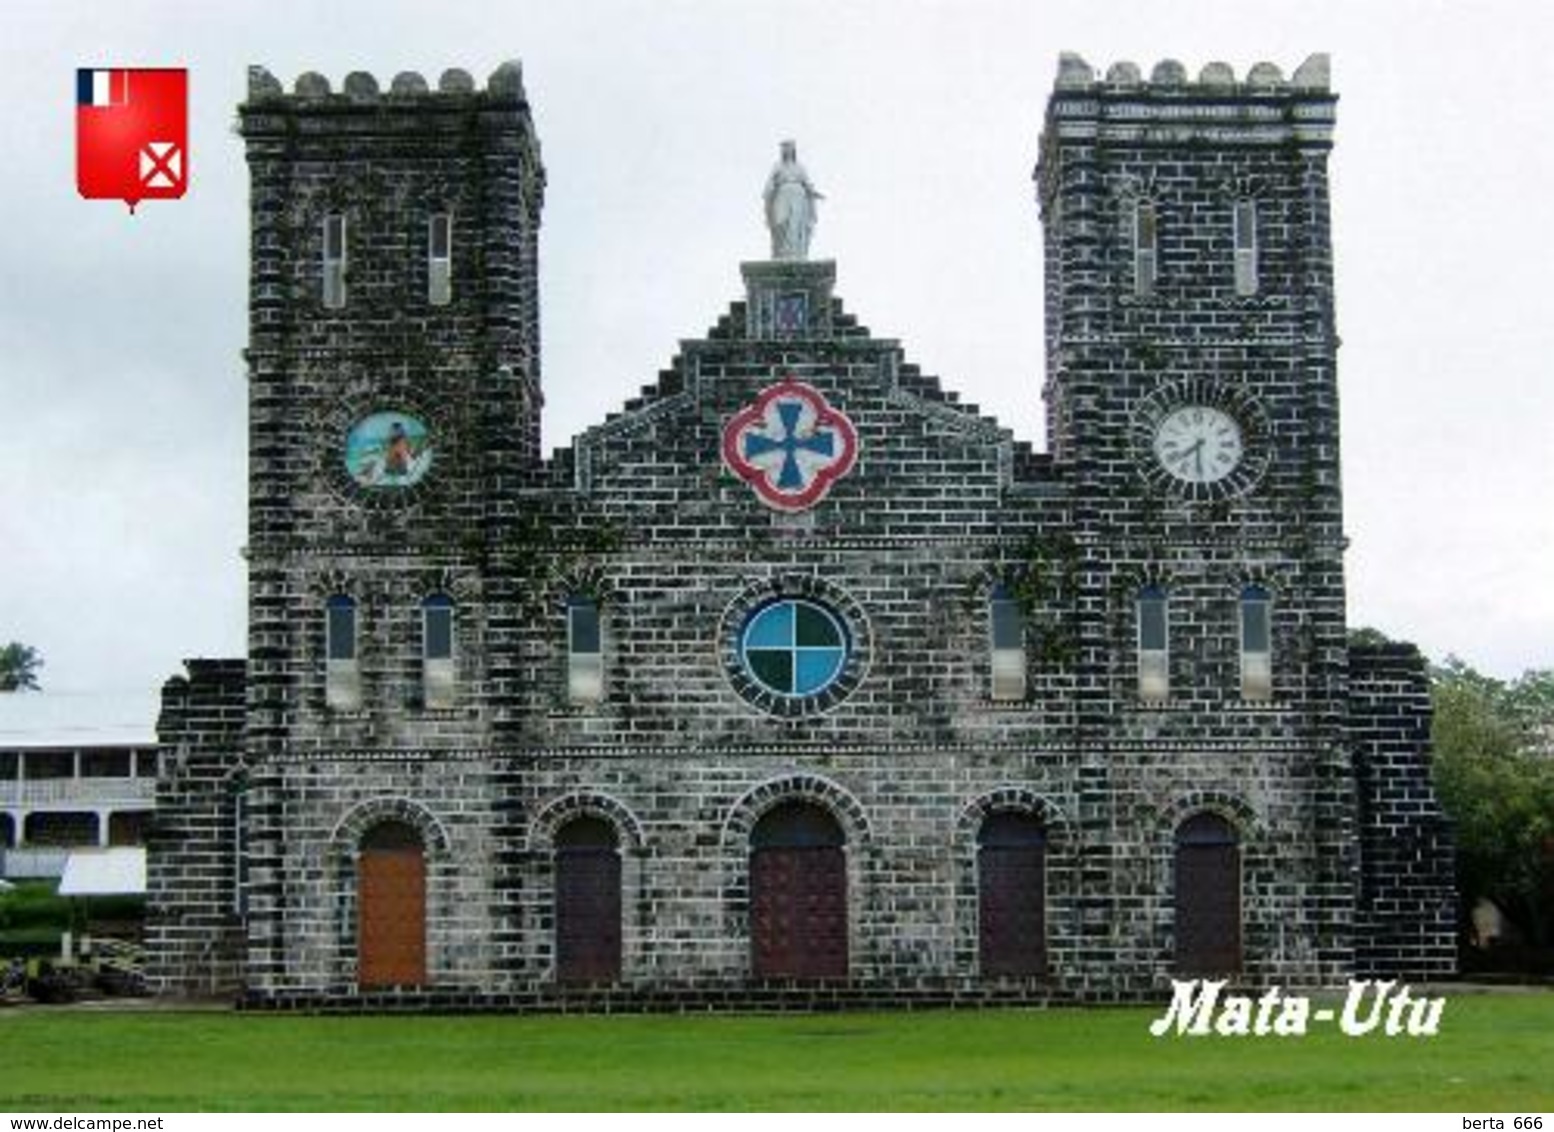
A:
[[740, 259, 836, 340]]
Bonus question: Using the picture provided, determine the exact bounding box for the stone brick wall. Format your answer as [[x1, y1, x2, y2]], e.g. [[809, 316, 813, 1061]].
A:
[[1349, 643, 1457, 978], [145, 658, 247, 995]]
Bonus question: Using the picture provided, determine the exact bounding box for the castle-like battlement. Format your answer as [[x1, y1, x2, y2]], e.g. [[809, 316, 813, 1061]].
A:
[[1056, 52, 1330, 93], [245, 61, 528, 103]]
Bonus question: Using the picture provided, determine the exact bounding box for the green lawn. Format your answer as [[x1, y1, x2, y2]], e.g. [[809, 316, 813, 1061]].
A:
[[0, 993, 1550, 1111]]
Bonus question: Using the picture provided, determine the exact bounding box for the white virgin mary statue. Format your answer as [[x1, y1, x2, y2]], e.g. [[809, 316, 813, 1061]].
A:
[[763, 140, 824, 260]]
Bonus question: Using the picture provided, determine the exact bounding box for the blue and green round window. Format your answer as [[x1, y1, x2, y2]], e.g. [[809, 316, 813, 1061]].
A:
[[739, 599, 850, 698]]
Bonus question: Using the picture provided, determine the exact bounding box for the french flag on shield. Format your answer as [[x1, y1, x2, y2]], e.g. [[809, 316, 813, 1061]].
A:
[[76, 68, 188, 211]]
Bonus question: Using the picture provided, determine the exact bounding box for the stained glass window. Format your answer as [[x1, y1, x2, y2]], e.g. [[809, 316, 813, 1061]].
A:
[[740, 599, 849, 698]]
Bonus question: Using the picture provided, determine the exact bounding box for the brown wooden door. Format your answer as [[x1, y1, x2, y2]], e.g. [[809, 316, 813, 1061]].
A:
[[978, 844, 1046, 976], [751, 845, 847, 978], [358, 823, 426, 987], [556, 848, 622, 983], [750, 802, 848, 980], [1174, 814, 1241, 974]]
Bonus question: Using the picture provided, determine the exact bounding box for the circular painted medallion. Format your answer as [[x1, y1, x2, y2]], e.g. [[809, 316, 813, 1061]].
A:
[[344, 411, 433, 489]]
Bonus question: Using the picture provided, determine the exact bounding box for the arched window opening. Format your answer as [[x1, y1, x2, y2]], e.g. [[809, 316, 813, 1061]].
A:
[[322, 213, 347, 308], [1239, 585, 1272, 701], [1133, 200, 1158, 296], [567, 597, 603, 703], [1137, 585, 1169, 703], [1233, 200, 1258, 296], [989, 585, 1026, 701], [427, 212, 452, 306], [325, 594, 361, 710], [422, 593, 455, 709]]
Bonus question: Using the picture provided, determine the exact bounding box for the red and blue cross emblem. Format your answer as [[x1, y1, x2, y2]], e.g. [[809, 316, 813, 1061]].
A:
[[721, 378, 859, 512]]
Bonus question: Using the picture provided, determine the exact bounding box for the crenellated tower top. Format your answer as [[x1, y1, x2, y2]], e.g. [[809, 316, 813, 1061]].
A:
[[1054, 53, 1331, 93], [245, 61, 532, 103], [1034, 49, 1344, 545], [1037, 53, 1338, 222]]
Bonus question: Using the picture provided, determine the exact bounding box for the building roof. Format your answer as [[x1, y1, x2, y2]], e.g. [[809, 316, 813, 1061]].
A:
[[0, 690, 158, 749]]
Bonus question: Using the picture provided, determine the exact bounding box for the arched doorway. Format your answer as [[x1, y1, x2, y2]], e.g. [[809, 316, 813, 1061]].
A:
[[357, 820, 426, 987], [750, 801, 847, 979], [554, 816, 622, 983], [1174, 812, 1241, 974], [977, 811, 1047, 977]]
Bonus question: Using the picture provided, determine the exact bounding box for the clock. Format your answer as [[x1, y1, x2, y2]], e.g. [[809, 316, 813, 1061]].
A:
[[1152, 405, 1243, 485], [1131, 380, 1268, 500]]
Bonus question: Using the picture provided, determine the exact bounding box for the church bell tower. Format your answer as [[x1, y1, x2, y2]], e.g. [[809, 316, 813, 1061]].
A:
[[236, 63, 545, 991]]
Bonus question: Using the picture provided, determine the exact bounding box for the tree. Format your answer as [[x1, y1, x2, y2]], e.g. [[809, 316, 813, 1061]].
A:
[[0, 642, 43, 691], [1430, 657, 1554, 949]]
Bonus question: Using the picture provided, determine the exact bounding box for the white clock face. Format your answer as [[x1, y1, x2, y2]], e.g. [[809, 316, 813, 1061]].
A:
[[1153, 405, 1244, 484]]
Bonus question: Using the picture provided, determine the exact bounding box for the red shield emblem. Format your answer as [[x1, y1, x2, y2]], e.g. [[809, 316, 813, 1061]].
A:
[[76, 68, 188, 211]]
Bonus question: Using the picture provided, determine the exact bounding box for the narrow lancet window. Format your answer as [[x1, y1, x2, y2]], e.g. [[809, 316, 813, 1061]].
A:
[[568, 597, 603, 703], [1133, 200, 1158, 297], [323, 213, 347, 309], [325, 594, 361, 709], [422, 593, 455, 709], [1239, 585, 1272, 701], [1137, 584, 1168, 703], [1233, 200, 1258, 297], [428, 212, 452, 306], [990, 585, 1026, 701]]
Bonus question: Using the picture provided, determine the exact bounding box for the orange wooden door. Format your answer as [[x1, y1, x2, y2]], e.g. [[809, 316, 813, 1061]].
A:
[[358, 847, 426, 987]]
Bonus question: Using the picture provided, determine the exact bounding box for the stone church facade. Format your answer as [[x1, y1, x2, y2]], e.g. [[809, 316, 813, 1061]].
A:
[[146, 54, 1456, 1007]]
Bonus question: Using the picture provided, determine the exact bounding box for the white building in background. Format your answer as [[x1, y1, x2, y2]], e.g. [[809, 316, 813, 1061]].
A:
[[0, 691, 160, 879]]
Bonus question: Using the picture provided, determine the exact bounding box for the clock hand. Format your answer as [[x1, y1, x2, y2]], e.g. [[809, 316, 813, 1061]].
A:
[[1178, 439, 1203, 477]]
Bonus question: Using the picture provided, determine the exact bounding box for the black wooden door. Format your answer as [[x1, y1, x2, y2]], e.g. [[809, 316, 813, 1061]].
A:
[[556, 848, 622, 983], [1174, 814, 1241, 973], [979, 843, 1046, 976]]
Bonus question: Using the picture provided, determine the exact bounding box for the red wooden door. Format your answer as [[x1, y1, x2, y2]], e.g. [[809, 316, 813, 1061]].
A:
[[358, 824, 426, 988]]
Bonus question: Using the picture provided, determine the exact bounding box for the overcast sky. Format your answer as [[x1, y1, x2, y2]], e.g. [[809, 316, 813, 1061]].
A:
[[2, 0, 1551, 731]]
